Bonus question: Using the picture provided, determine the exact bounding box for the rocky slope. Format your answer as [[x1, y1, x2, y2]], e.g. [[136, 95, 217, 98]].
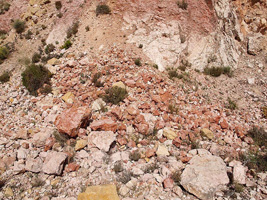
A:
[[0, 0, 266, 200]]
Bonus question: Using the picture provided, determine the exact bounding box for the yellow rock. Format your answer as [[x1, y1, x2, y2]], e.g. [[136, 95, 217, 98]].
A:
[[5, 187, 13, 197], [47, 58, 61, 66], [51, 179, 60, 187], [62, 92, 74, 104], [163, 127, 177, 140], [200, 128, 214, 140], [9, 98, 14, 103], [77, 184, 120, 200], [112, 81, 126, 89], [75, 140, 87, 151]]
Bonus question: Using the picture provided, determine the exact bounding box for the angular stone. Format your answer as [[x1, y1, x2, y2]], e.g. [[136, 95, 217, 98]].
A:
[[163, 178, 174, 189], [90, 119, 117, 132], [54, 107, 91, 137], [42, 152, 68, 175], [92, 98, 106, 111], [229, 160, 247, 185], [89, 131, 116, 152], [75, 140, 87, 151], [77, 184, 120, 200], [25, 157, 43, 173], [163, 127, 177, 140], [47, 58, 61, 65], [200, 128, 214, 140], [62, 92, 75, 104], [156, 144, 169, 156], [181, 150, 229, 200]]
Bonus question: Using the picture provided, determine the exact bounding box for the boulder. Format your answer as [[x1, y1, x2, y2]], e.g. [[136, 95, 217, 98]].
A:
[[42, 152, 68, 175], [78, 184, 119, 200], [54, 107, 91, 137], [181, 149, 229, 200]]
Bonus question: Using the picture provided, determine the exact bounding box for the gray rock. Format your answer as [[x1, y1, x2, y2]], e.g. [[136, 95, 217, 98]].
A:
[[42, 152, 68, 175], [181, 149, 229, 200], [248, 34, 265, 55]]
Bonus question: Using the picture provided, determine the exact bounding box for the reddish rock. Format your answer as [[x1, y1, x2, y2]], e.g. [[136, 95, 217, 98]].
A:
[[163, 178, 174, 189], [136, 123, 150, 135], [135, 114, 146, 124], [117, 137, 127, 145], [90, 119, 117, 132], [220, 119, 229, 129], [65, 162, 80, 173], [172, 137, 182, 148], [111, 107, 123, 120], [126, 106, 139, 116], [54, 107, 91, 137], [44, 137, 56, 152], [145, 149, 155, 158], [152, 95, 161, 103], [125, 79, 136, 87], [127, 140, 136, 148]]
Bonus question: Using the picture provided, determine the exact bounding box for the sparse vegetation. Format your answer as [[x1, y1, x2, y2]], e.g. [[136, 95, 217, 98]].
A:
[[66, 21, 79, 38], [96, 4, 111, 16], [18, 57, 31, 66], [12, 19, 25, 33], [0, 0, 10, 15], [143, 163, 158, 173], [138, 44, 143, 48], [239, 150, 267, 172], [0, 71, 10, 83], [261, 106, 267, 119], [177, 0, 188, 10], [113, 161, 123, 173], [45, 44, 55, 54], [21, 64, 52, 96], [226, 98, 237, 110], [102, 86, 128, 105], [0, 45, 9, 63], [167, 67, 179, 79], [61, 40, 72, 49], [153, 64, 158, 69], [233, 182, 244, 193], [129, 150, 141, 161], [171, 171, 181, 185], [85, 26, 90, 32], [247, 126, 267, 148], [134, 58, 141, 66], [32, 52, 41, 63], [25, 30, 33, 40], [117, 171, 132, 184], [55, 1, 62, 10], [53, 130, 69, 147], [31, 176, 45, 188], [168, 103, 179, 114], [92, 72, 104, 87], [204, 66, 232, 77]]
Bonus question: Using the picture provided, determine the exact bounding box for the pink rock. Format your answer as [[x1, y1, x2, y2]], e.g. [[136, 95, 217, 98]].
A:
[[163, 178, 174, 189], [65, 162, 80, 173], [54, 107, 91, 137], [145, 149, 155, 158], [220, 119, 229, 129], [90, 119, 117, 132], [42, 152, 68, 175], [89, 131, 116, 152], [136, 123, 150, 135]]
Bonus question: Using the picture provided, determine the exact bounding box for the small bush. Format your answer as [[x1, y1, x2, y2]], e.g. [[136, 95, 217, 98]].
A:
[[167, 67, 179, 79], [171, 171, 181, 185], [234, 182, 244, 193], [134, 58, 141, 66], [61, 40, 72, 49], [177, 0, 188, 10], [18, 57, 31, 66], [85, 26, 90, 32], [138, 44, 143, 48], [247, 126, 267, 147], [262, 106, 267, 119], [117, 171, 132, 184], [0, 1, 10, 14], [153, 64, 158, 69], [204, 66, 232, 77], [24, 30, 33, 40], [168, 103, 179, 114], [143, 163, 158, 173], [12, 19, 25, 33], [103, 86, 128, 105], [66, 21, 79, 38], [226, 98, 237, 110], [0, 71, 10, 83], [239, 150, 267, 172], [92, 72, 103, 87], [113, 161, 123, 173], [21, 64, 52, 96], [96, 4, 111, 16], [53, 130, 69, 147], [45, 44, 55, 54], [32, 52, 41, 63], [129, 150, 141, 161], [55, 1, 62, 10], [0, 45, 9, 62]]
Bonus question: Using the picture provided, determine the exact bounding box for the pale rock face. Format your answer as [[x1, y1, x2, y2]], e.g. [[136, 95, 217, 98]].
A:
[[181, 149, 229, 200], [229, 160, 247, 185], [42, 152, 68, 175], [89, 131, 116, 152]]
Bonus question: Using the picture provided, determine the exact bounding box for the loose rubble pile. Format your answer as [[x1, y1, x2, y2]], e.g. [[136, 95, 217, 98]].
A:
[[0, 46, 266, 200]]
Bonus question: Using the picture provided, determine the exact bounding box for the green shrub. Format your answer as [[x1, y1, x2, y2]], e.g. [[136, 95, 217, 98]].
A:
[[32, 52, 41, 63], [92, 72, 103, 87], [117, 171, 132, 184], [171, 171, 181, 185], [226, 98, 237, 110], [66, 21, 79, 38], [234, 182, 244, 193], [129, 151, 141, 161], [239, 151, 267, 172], [103, 86, 128, 105], [12, 19, 25, 33], [247, 126, 267, 147], [21, 64, 52, 96], [53, 130, 68, 147], [61, 40, 72, 49], [0, 71, 10, 83], [134, 58, 141, 66], [96, 4, 111, 16], [45, 44, 55, 54], [0, 45, 9, 62], [204, 66, 232, 77], [0, 1, 10, 14], [177, 0, 188, 10], [55, 1, 62, 10], [167, 67, 179, 79], [24, 30, 33, 40]]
